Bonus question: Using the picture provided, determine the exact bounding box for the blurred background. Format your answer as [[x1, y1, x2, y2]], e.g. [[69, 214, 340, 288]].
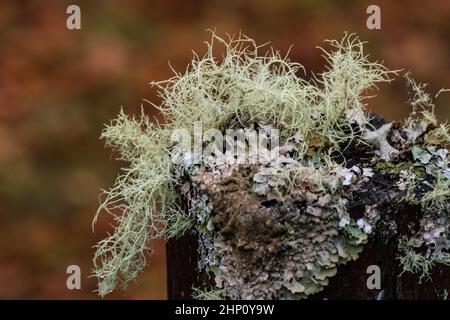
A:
[[0, 0, 449, 299]]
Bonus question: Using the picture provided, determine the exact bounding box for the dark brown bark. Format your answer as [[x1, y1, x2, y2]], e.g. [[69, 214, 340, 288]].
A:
[[167, 232, 450, 300], [166, 232, 212, 299], [166, 114, 450, 300]]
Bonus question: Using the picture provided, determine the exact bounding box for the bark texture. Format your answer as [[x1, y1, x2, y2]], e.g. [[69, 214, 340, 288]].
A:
[[167, 114, 450, 300]]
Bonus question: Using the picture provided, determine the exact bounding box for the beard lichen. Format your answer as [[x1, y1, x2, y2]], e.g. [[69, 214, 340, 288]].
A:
[[92, 110, 194, 296], [93, 31, 450, 298]]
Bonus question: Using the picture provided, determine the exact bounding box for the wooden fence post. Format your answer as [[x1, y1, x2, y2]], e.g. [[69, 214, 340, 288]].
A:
[[167, 234, 450, 299], [166, 114, 450, 300]]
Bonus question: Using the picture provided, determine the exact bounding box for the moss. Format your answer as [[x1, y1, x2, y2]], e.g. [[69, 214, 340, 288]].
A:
[[374, 161, 426, 178]]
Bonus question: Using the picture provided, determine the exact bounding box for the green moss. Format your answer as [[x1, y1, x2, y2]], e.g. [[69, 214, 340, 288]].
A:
[[374, 161, 426, 178]]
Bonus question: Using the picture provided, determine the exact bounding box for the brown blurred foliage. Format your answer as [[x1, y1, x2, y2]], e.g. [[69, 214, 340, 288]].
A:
[[0, 0, 448, 299]]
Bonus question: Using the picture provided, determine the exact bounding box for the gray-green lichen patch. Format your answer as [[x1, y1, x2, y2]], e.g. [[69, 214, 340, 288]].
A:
[[175, 133, 373, 299], [93, 32, 450, 298]]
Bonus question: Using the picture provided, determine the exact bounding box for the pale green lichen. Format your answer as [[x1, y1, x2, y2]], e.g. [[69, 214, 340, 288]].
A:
[[188, 154, 369, 299], [93, 31, 449, 297], [192, 287, 227, 300], [93, 31, 391, 296], [150, 31, 395, 155], [396, 77, 450, 279], [421, 172, 450, 213], [399, 247, 450, 282], [92, 109, 193, 296], [404, 72, 450, 146]]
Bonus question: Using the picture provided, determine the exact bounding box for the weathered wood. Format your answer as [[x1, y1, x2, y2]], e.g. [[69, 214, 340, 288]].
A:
[[166, 113, 450, 300], [167, 232, 450, 299], [167, 233, 212, 299], [167, 172, 450, 299]]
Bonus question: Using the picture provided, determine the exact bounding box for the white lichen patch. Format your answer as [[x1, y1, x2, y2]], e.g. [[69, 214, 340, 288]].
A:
[[364, 123, 399, 161]]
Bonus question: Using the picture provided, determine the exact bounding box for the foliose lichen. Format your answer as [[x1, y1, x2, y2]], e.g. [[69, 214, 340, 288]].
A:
[[92, 31, 450, 298]]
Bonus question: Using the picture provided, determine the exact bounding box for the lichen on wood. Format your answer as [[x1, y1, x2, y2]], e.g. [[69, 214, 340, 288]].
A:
[[92, 31, 450, 299]]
